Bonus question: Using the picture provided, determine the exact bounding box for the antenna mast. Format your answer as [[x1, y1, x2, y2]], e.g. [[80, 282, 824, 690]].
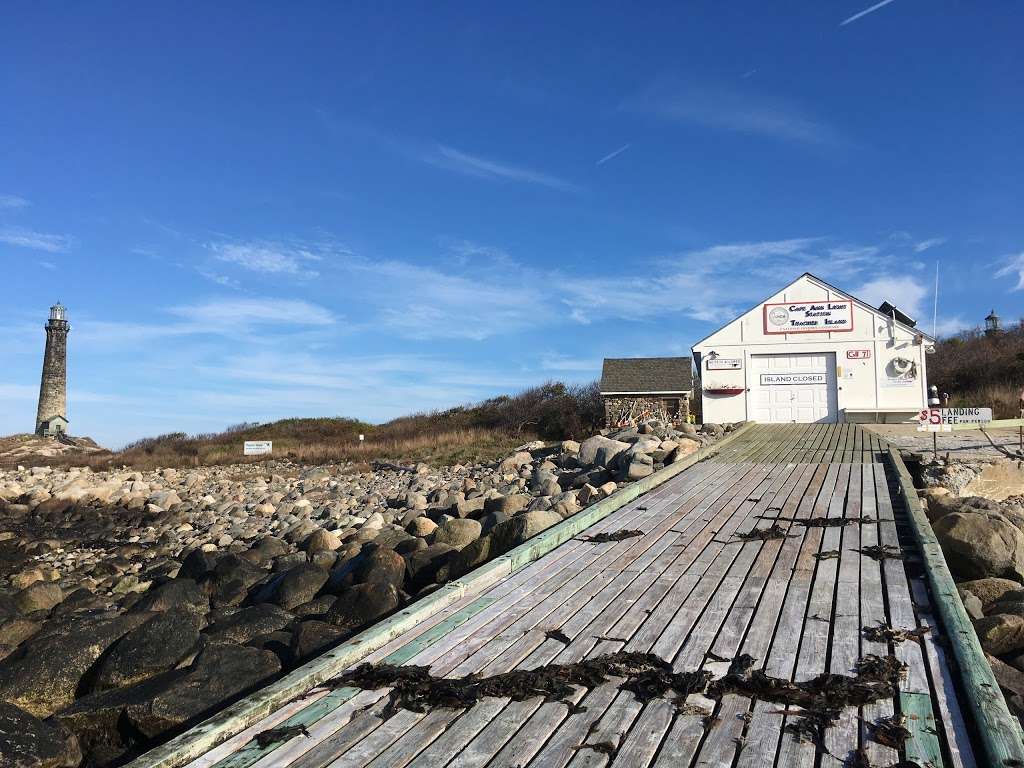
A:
[[932, 261, 939, 338]]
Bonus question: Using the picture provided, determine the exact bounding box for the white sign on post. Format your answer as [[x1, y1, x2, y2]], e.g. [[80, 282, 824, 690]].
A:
[[763, 301, 853, 334], [243, 440, 273, 456], [707, 358, 742, 370], [916, 408, 993, 432]]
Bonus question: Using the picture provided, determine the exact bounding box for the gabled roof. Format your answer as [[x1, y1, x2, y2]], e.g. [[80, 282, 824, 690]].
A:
[[691, 272, 935, 351], [600, 357, 693, 394]]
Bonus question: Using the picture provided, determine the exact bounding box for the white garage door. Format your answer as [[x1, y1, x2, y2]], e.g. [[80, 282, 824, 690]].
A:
[[750, 352, 838, 423]]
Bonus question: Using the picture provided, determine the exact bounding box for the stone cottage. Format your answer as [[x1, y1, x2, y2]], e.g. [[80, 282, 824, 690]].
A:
[[600, 357, 694, 427]]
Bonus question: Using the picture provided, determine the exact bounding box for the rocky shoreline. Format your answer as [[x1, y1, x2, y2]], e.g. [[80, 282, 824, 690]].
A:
[[0, 420, 731, 768], [917, 458, 1024, 718]]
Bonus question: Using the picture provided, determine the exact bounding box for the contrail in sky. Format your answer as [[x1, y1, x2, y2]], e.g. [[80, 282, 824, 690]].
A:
[[840, 0, 897, 26], [596, 144, 631, 166]]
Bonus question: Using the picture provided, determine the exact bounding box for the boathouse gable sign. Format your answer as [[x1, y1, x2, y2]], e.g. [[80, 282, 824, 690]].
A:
[[762, 300, 854, 335]]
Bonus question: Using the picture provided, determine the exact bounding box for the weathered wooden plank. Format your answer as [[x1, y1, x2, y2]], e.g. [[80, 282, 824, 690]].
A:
[[857, 462, 900, 768]]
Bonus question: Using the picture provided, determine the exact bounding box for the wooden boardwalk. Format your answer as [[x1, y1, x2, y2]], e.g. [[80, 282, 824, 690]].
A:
[[178, 425, 980, 768]]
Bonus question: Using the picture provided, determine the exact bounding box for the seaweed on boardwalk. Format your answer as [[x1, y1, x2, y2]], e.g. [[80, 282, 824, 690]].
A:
[[784, 709, 839, 752], [861, 623, 930, 645], [867, 713, 911, 748], [334, 649, 906, 737], [544, 629, 571, 645], [578, 529, 645, 543], [332, 651, 698, 714], [573, 741, 617, 756], [723, 524, 796, 543], [814, 550, 841, 560], [709, 653, 905, 711], [254, 724, 309, 748], [856, 545, 905, 561]]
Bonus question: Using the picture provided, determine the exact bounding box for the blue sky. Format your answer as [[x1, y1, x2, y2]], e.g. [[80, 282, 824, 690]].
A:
[[2, 2, 1022, 447]]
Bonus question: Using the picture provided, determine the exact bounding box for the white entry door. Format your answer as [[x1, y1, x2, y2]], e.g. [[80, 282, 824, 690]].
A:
[[750, 352, 838, 423]]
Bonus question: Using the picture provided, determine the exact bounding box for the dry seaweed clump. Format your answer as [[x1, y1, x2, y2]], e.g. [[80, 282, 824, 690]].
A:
[[857, 544, 905, 561], [725, 524, 796, 542], [578, 529, 645, 543], [861, 623, 930, 645], [254, 724, 309, 748], [332, 651, 709, 715], [708, 653, 905, 711], [867, 713, 911, 748]]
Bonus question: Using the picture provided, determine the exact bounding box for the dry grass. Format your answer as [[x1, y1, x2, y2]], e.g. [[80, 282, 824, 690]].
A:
[[930, 323, 1024, 418], [36, 381, 604, 470], [945, 384, 1023, 420]]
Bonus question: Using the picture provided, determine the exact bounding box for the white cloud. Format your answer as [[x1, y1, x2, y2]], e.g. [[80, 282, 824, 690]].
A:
[[208, 241, 322, 277], [444, 239, 514, 267], [852, 275, 928, 319], [995, 252, 1024, 291], [0, 227, 73, 252], [0, 195, 29, 209], [168, 298, 337, 327], [424, 145, 579, 192], [633, 80, 844, 147], [197, 269, 241, 290], [540, 353, 601, 373], [367, 258, 553, 340], [914, 237, 946, 253], [934, 316, 972, 338]]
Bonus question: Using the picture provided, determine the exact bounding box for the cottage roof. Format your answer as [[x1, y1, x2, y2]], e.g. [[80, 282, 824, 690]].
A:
[[600, 357, 693, 394]]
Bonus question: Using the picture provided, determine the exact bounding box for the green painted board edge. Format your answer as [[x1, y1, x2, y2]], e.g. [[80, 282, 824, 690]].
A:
[[886, 445, 1024, 766], [900, 691, 943, 767], [129, 422, 757, 768]]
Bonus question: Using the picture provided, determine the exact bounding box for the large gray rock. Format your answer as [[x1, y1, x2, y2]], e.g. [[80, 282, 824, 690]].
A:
[[94, 608, 203, 691], [483, 494, 532, 515], [290, 620, 345, 662], [352, 547, 406, 588], [578, 436, 630, 468], [489, 510, 562, 555], [14, 583, 62, 614], [975, 613, 1024, 655], [0, 618, 40, 649], [448, 535, 493, 580], [301, 528, 341, 554], [56, 643, 280, 762], [622, 451, 654, 481], [0, 613, 150, 718], [129, 578, 208, 615], [203, 604, 293, 645], [406, 544, 455, 588], [324, 582, 399, 634], [270, 564, 330, 610], [933, 511, 1024, 581], [958, 578, 1024, 611], [0, 701, 81, 768], [434, 519, 482, 550]]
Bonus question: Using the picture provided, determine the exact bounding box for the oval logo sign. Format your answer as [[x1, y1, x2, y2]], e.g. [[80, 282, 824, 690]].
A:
[[768, 307, 789, 327]]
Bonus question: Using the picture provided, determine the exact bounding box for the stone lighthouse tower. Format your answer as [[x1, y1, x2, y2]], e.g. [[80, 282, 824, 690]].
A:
[[35, 303, 70, 437]]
